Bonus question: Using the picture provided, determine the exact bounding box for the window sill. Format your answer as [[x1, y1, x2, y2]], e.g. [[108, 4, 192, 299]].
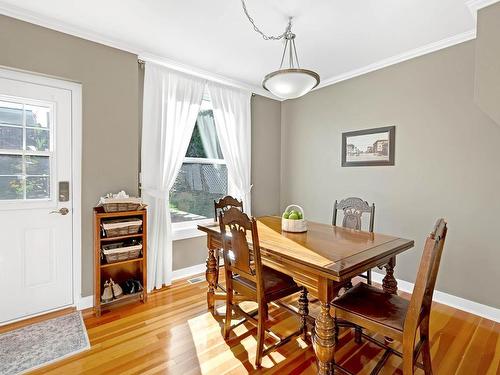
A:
[[172, 221, 210, 241]]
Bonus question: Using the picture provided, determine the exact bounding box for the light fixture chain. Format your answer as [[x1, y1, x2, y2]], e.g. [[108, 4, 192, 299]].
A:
[[241, 0, 291, 40]]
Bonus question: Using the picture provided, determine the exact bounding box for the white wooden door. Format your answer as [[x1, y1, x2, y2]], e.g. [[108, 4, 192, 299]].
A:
[[0, 73, 73, 324]]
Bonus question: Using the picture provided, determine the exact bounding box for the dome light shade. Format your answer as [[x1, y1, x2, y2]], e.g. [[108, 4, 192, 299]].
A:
[[239, 3, 320, 99], [263, 68, 320, 100]]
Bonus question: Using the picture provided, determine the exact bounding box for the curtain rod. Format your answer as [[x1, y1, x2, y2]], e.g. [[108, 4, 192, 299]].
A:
[[137, 58, 259, 98]]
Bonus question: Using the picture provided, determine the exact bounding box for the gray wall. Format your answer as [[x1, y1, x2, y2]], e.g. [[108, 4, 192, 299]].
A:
[[474, 3, 500, 126], [251, 95, 282, 217], [172, 94, 282, 271], [281, 39, 500, 308], [0, 15, 140, 298], [2, 6, 499, 309], [0, 15, 283, 294], [173, 236, 208, 271]]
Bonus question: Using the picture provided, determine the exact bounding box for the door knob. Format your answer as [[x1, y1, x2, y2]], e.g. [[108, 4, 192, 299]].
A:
[[50, 207, 70, 215]]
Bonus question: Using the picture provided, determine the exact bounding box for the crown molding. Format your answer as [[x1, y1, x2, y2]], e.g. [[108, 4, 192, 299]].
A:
[[0, 1, 489, 101], [315, 29, 476, 91], [0, 1, 278, 101], [0, 1, 142, 57], [138, 53, 277, 100], [466, 0, 500, 22], [313, 0, 499, 93]]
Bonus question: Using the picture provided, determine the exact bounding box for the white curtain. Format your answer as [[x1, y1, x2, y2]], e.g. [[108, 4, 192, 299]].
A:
[[208, 82, 252, 214], [141, 63, 206, 291], [197, 110, 220, 159]]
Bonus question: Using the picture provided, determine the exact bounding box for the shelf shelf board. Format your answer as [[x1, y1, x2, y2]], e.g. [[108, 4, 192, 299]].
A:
[[100, 257, 143, 269], [100, 233, 143, 242], [100, 291, 143, 307], [94, 207, 146, 218]]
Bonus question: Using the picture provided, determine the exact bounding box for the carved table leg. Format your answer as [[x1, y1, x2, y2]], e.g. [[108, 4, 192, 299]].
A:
[[382, 256, 398, 344], [313, 277, 339, 375], [298, 287, 309, 340], [313, 301, 335, 375], [206, 246, 218, 313], [382, 256, 398, 295]]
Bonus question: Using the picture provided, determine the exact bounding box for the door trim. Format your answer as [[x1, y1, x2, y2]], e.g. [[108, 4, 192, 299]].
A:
[[0, 66, 83, 315]]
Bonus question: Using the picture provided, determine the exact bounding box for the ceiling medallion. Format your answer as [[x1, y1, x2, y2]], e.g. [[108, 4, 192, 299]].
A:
[[241, 1, 320, 100]]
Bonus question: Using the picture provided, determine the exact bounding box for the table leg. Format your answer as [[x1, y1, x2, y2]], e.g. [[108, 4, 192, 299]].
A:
[[313, 277, 339, 375], [382, 256, 398, 294], [206, 246, 218, 312], [314, 301, 335, 375], [298, 286, 309, 340]]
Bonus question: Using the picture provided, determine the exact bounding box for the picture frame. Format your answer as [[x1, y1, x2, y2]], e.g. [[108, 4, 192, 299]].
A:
[[341, 126, 395, 167]]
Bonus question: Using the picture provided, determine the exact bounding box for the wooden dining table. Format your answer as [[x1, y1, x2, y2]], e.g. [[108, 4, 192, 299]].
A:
[[198, 216, 414, 375]]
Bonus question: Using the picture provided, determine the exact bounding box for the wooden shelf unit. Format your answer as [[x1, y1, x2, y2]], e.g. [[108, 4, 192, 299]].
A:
[[93, 206, 147, 316]]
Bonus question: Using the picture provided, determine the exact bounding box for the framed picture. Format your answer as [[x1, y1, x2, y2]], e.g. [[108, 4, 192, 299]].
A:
[[342, 126, 395, 167]]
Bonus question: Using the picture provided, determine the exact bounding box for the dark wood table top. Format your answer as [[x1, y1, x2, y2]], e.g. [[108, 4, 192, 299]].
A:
[[198, 216, 414, 279]]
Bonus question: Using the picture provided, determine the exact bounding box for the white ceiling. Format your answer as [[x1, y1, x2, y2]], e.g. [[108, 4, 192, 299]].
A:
[[0, 0, 479, 98]]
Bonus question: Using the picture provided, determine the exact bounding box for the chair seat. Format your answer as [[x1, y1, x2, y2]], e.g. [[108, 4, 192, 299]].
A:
[[233, 265, 300, 300], [332, 283, 409, 332]]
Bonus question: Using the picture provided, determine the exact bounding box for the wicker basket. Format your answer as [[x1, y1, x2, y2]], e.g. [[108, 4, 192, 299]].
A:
[[100, 197, 144, 213], [102, 242, 142, 264], [282, 204, 307, 233], [102, 202, 142, 213], [102, 219, 142, 238]]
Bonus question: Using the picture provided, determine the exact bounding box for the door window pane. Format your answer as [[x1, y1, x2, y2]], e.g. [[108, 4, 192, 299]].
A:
[[26, 176, 50, 199], [0, 176, 24, 200], [26, 128, 50, 151], [25, 155, 50, 175], [0, 101, 23, 126], [0, 154, 23, 175], [0, 126, 23, 149], [0, 97, 53, 201]]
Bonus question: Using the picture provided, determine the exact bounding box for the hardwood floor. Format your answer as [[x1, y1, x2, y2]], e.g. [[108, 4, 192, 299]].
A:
[[22, 274, 499, 375]]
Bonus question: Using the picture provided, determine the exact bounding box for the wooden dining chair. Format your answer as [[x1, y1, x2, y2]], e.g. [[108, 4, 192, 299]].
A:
[[214, 195, 244, 288], [332, 197, 375, 285], [219, 207, 304, 367], [332, 219, 448, 375]]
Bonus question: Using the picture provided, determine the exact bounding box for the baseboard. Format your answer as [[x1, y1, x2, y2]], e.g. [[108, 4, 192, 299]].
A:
[[172, 263, 207, 282], [74, 268, 500, 322], [371, 272, 500, 323], [76, 295, 94, 310]]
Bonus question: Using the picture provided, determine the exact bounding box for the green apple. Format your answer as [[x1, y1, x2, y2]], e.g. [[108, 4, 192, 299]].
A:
[[297, 212, 303, 220], [282, 211, 290, 219], [288, 213, 299, 220]]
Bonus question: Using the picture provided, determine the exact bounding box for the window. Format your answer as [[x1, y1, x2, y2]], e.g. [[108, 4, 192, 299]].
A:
[[169, 98, 227, 224], [0, 98, 52, 201]]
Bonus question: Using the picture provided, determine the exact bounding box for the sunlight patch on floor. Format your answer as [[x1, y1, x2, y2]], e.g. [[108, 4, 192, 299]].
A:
[[186, 303, 307, 374]]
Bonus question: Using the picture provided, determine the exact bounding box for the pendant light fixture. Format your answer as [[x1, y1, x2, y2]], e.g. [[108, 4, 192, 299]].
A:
[[241, 1, 320, 100]]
